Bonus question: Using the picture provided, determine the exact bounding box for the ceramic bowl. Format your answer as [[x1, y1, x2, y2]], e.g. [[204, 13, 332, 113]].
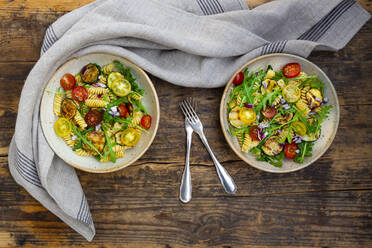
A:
[[220, 53, 339, 173], [40, 53, 160, 173]]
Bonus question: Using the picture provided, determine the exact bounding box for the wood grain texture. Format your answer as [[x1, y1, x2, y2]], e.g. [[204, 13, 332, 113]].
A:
[[0, 0, 371, 247]]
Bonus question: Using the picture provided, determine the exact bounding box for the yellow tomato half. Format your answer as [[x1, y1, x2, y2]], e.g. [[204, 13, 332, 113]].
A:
[[54, 118, 72, 137], [282, 84, 301, 103], [239, 107, 256, 125], [121, 128, 141, 146], [111, 79, 131, 97], [292, 121, 307, 136]]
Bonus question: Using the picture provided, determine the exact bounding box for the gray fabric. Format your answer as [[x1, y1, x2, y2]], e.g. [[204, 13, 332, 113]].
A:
[[8, 0, 370, 241]]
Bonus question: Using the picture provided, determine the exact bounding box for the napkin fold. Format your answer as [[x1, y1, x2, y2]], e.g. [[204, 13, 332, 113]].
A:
[[8, 0, 370, 241]]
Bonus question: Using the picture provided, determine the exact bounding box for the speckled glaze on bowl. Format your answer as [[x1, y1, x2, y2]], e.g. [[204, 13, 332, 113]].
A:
[[220, 53, 339, 173], [40, 53, 160, 173]]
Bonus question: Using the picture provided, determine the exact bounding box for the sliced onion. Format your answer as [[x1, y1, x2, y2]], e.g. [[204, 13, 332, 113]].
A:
[[244, 103, 253, 108]]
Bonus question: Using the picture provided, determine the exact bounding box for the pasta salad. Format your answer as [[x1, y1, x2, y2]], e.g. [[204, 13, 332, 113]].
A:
[[227, 63, 332, 167], [51, 60, 152, 163]]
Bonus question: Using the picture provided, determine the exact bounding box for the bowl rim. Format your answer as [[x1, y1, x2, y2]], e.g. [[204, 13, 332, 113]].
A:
[[40, 52, 160, 173], [219, 53, 340, 173]]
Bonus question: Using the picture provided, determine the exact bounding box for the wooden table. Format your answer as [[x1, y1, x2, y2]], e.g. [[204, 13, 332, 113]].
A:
[[0, 0, 371, 247]]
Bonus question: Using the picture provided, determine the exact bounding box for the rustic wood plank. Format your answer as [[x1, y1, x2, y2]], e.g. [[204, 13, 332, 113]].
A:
[[0, 178, 371, 247]]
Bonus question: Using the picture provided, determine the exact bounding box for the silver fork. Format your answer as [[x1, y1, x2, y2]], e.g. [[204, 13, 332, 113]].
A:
[[180, 99, 237, 194], [179, 118, 193, 203]]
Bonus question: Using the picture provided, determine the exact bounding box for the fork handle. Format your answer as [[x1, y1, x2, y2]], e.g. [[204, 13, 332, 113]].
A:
[[198, 134, 237, 194], [180, 131, 192, 203]]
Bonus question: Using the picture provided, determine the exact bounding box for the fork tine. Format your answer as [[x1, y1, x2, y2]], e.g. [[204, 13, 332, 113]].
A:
[[182, 100, 195, 121], [180, 101, 193, 122], [184, 99, 199, 121], [183, 100, 196, 123]]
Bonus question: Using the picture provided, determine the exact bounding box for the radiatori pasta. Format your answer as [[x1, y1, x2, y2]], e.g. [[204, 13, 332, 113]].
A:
[[227, 63, 332, 167], [48, 60, 152, 163]]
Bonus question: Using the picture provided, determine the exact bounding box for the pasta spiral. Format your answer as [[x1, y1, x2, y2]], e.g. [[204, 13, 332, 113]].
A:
[[74, 111, 87, 129], [98, 75, 107, 85], [53, 94, 63, 117], [102, 63, 115, 75], [277, 126, 294, 143], [241, 133, 259, 152], [87, 87, 109, 95], [288, 80, 300, 87], [301, 84, 311, 101], [272, 95, 281, 108], [75, 149, 90, 157], [112, 145, 125, 158], [130, 92, 142, 101], [277, 79, 286, 89], [296, 99, 311, 116], [236, 132, 244, 146], [62, 135, 75, 147], [236, 95, 243, 106], [85, 99, 108, 108]]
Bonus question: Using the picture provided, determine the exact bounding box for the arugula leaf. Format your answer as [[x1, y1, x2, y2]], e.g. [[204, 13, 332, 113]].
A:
[[307, 105, 332, 133], [102, 125, 116, 163], [294, 141, 314, 163], [132, 99, 148, 114], [78, 102, 90, 117], [113, 60, 144, 95], [252, 148, 284, 167]]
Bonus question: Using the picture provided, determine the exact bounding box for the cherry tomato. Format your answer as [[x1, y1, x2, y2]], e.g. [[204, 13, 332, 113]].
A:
[[140, 115, 152, 130], [60, 73, 76, 91], [233, 72, 244, 85], [284, 142, 299, 159], [84, 109, 103, 127], [54, 118, 72, 137], [261, 106, 277, 119], [61, 99, 77, 119], [118, 104, 128, 118], [282, 63, 301, 78], [249, 125, 260, 141], [121, 128, 141, 146], [72, 86, 88, 102], [239, 107, 256, 125]]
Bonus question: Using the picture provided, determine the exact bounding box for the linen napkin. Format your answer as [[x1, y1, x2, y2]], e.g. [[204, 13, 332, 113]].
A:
[[8, 0, 370, 241]]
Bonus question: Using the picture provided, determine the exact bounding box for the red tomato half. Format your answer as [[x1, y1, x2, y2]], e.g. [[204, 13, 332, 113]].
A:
[[284, 142, 299, 159], [72, 86, 88, 102], [233, 72, 244, 85], [261, 106, 277, 119], [84, 110, 103, 127], [282, 63, 301, 78], [60, 73, 76, 91], [140, 115, 152, 130], [118, 104, 128, 118], [249, 125, 260, 141]]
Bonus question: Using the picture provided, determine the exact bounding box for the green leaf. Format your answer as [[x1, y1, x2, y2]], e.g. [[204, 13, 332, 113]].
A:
[[294, 141, 314, 163], [113, 60, 144, 95], [102, 125, 116, 163]]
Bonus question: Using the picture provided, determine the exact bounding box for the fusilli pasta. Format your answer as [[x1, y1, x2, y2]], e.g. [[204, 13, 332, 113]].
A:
[[85, 99, 108, 108], [74, 111, 87, 129], [53, 94, 63, 116], [241, 133, 259, 152]]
